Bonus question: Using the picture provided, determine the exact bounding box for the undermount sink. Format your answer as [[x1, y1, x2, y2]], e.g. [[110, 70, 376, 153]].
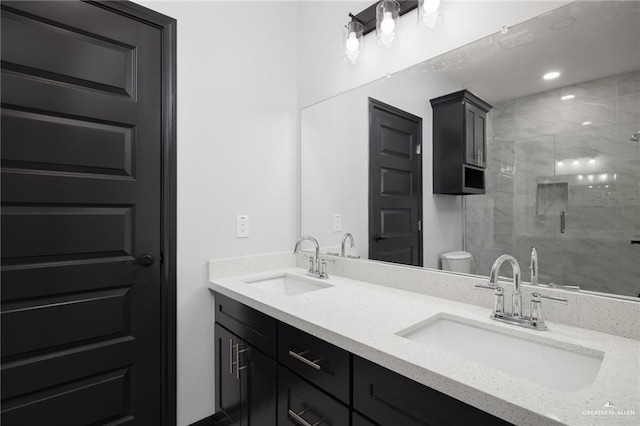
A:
[[397, 314, 603, 392], [243, 273, 333, 296]]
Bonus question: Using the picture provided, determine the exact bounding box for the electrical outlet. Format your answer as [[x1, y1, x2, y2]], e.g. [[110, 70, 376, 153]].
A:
[[333, 214, 342, 232], [237, 215, 249, 238]]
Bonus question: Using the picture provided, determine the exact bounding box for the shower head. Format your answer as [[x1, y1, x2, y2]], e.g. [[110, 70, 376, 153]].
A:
[[631, 130, 640, 142]]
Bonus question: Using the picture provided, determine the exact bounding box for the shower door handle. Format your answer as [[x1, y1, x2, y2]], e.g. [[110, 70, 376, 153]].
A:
[[631, 240, 640, 245], [560, 211, 566, 234]]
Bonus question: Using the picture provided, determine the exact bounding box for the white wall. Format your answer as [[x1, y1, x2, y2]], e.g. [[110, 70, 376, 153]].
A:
[[297, 1, 568, 108], [137, 2, 298, 425]]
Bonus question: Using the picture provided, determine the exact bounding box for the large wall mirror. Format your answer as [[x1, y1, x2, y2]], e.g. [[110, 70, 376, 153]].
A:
[[300, 1, 640, 299]]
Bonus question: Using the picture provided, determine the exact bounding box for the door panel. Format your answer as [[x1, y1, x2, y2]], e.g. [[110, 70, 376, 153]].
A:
[[1, 2, 163, 424], [369, 98, 423, 266]]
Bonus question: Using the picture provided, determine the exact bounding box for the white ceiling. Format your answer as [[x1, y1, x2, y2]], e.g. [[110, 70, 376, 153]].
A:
[[421, 1, 640, 104]]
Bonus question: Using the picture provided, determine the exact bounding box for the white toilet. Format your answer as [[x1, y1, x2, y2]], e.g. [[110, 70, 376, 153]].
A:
[[440, 251, 473, 274]]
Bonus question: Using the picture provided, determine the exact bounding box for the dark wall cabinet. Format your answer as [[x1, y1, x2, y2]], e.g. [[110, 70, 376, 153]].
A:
[[213, 292, 511, 426], [431, 90, 492, 195]]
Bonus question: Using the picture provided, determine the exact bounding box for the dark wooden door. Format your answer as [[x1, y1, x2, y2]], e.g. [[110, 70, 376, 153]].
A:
[[1, 2, 164, 424], [369, 98, 423, 267], [215, 325, 242, 425]]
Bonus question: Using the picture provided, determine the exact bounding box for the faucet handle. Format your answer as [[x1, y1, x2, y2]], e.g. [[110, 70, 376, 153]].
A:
[[532, 292, 568, 305], [530, 292, 567, 323], [476, 282, 504, 315], [475, 281, 499, 290], [542, 282, 580, 292]]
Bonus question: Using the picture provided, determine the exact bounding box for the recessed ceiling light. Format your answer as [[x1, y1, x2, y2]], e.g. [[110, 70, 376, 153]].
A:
[[588, 175, 594, 181], [582, 121, 592, 126], [588, 185, 593, 189], [561, 94, 575, 100], [572, 160, 579, 166], [557, 161, 563, 167], [543, 71, 561, 80], [589, 158, 596, 165], [578, 175, 583, 180]]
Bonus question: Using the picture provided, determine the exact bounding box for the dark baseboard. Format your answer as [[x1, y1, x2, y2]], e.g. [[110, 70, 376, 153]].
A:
[[189, 412, 230, 426]]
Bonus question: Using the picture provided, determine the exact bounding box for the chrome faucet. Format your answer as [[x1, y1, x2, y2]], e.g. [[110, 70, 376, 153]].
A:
[[341, 233, 355, 257], [293, 235, 328, 279], [489, 254, 522, 318], [530, 247, 539, 287], [476, 254, 567, 330]]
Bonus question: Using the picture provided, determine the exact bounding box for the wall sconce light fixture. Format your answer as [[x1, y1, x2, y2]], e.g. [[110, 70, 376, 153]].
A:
[[418, 0, 442, 28], [345, 15, 364, 63], [376, 0, 401, 47], [346, 1, 443, 63]]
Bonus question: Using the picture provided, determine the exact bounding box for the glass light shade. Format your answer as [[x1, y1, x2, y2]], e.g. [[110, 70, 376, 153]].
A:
[[376, 0, 400, 48], [344, 20, 364, 64], [418, 0, 443, 29]]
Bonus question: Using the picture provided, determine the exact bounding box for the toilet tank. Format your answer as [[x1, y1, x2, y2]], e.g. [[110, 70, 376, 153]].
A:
[[440, 251, 473, 274]]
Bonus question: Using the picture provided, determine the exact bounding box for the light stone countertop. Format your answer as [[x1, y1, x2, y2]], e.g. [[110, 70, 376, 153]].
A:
[[208, 267, 640, 426]]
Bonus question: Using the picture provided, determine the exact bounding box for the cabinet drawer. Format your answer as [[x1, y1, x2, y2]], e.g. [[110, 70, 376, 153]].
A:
[[353, 356, 511, 426], [278, 322, 350, 404], [214, 292, 277, 358], [278, 366, 349, 426]]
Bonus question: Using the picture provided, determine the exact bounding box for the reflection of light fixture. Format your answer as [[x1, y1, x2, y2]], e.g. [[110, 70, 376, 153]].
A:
[[557, 161, 564, 167], [605, 185, 609, 188], [561, 94, 575, 100], [377, 1, 400, 48], [344, 16, 364, 64], [589, 158, 596, 165], [572, 160, 579, 166], [543, 71, 560, 80], [578, 175, 583, 180], [588, 175, 594, 181], [582, 121, 592, 126], [589, 185, 593, 188], [600, 173, 608, 181], [418, 0, 442, 29]]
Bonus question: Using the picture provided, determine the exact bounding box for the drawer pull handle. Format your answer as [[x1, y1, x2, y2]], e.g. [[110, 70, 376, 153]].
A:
[[288, 350, 322, 371], [288, 408, 325, 426]]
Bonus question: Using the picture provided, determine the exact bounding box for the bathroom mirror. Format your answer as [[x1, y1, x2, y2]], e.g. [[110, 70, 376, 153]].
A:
[[300, 1, 640, 299]]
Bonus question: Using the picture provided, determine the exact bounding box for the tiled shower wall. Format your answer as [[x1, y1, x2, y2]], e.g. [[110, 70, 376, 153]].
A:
[[465, 71, 640, 297]]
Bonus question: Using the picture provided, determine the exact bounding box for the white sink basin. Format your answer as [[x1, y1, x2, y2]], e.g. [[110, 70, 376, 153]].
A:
[[397, 314, 603, 392], [243, 273, 333, 296]]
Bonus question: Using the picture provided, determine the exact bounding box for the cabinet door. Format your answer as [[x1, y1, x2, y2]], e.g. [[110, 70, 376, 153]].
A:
[[240, 341, 277, 426], [215, 324, 242, 425], [474, 106, 487, 168], [464, 103, 486, 167]]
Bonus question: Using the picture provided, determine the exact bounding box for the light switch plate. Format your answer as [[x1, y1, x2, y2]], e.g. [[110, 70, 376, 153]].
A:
[[237, 215, 249, 238]]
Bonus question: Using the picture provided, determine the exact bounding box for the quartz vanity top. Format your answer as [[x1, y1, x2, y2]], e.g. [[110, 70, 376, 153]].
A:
[[208, 267, 640, 426]]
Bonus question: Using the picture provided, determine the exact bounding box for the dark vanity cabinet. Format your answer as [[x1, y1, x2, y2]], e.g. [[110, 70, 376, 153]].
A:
[[214, 294, 278, 425], [431, 90, 492, 195], [213, 292, 512, 426]]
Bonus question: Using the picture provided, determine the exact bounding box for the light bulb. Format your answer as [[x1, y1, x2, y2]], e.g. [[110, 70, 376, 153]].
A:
[[381, 12, 395, 34], [423, 0, 441, 14], [421, 13, 440, 28], [346, 32, 359, 52]]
